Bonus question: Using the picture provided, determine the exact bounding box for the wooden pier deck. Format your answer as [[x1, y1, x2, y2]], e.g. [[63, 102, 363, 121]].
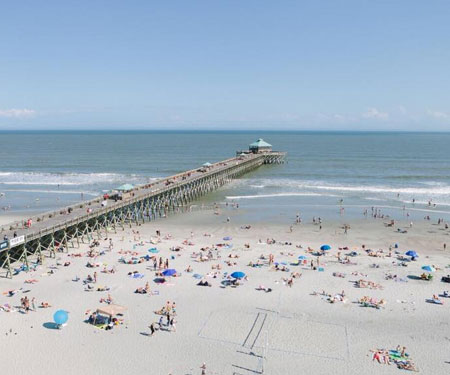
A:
[[0, 150, 285, 277]]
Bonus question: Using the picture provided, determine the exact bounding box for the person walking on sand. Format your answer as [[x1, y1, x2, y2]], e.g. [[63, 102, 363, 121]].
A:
[[149, 322, 156, 336], [200, 363, 206, 375], [170, 317, 176, 332]]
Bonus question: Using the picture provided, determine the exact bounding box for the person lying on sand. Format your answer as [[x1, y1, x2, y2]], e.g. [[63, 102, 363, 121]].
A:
[[102, 267, 116, 274], [135, 282, 151, 294], [3, 289, 22, 297], [396, 361, 418, 371], [274, 264, 289, 272], [197, 279, 212, 287], [99, 294, 113, 304]]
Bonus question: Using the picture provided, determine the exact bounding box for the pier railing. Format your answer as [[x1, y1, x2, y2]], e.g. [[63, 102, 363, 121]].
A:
[[0, 149, 285, 276]]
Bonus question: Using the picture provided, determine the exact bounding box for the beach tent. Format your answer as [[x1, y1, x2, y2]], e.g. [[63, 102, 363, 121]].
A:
[[97, 304, 127, 316], [203, 162, 212, 167], [116, 184, 134, 192], [320, 245, 331, 251], [230, 271, 246, 279], [162, 269, 177, 277]]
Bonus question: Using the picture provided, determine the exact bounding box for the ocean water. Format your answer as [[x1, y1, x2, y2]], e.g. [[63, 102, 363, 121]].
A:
[[0, 131, 449, 222]]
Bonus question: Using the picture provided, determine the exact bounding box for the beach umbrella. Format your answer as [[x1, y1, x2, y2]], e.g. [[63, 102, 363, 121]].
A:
[[320, 245, 331, 251], [53, 310, 69, 325], [422, 265, 436, 272], [406, 250, 418, 257], [162, 269, 177, 277], [148, 247, 159, 253], [230, 271, 246, 279], [298, 255, 307, 260], [223, 236, 232, 241]]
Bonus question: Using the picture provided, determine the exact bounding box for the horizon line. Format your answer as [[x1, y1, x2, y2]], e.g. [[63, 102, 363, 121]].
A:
[[1, 129, 450, 134]]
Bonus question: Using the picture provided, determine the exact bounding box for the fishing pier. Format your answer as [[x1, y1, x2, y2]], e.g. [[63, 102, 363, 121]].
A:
[[0, 140, 285, 277]]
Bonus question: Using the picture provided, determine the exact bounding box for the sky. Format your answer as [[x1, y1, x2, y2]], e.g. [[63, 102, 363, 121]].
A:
[[0, 0, 449, 131]]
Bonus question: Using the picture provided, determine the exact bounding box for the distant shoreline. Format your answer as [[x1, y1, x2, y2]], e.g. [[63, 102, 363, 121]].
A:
[[1, 129, 449, 134]]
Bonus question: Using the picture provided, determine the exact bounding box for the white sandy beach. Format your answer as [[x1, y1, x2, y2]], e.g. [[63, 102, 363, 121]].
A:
[[1, 207, 450, 375]]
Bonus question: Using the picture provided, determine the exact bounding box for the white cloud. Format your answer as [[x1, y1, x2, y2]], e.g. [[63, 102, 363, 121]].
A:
[[0, 108, 36, 118], [427, 110, 450, 121], [362, 107, 389, 120]]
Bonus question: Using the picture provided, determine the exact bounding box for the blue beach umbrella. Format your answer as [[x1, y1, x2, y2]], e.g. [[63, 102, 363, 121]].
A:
[[320, 245, 331, 251], [405, 250, 418, 257], [422, 265, 436, 272], [298, 255, 308, 260], [53, 310, 69, 325], [148, 248, 159, 253], [162, 269, 177, 277], [230, 271, 246, 279]]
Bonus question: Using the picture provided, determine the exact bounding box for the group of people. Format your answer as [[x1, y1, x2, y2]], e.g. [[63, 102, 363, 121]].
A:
[[150, 301, 177, 335]]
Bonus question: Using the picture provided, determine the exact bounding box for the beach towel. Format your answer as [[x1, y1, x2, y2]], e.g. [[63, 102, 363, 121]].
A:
[[130, 273, 144, 279]]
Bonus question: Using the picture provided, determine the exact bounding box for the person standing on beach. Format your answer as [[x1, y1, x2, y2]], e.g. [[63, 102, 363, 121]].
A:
[[170, 317, 176, 332], [149, 322, 156, 336]]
